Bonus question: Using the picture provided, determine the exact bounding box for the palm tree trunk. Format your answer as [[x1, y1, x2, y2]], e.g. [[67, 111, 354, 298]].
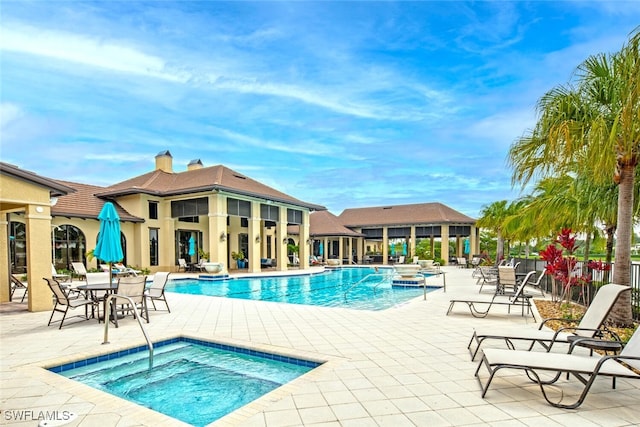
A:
[[611, 162, 635, 326]]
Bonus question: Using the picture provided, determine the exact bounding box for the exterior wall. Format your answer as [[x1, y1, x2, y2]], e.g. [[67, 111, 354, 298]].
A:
[[0, 175, 55, 310]]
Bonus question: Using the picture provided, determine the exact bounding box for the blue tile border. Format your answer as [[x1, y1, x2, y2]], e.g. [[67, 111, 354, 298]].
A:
[[47, 336, 322, 373]]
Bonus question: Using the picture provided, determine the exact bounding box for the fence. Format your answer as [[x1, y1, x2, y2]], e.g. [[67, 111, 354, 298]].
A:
[[513, 258, 640, 321]]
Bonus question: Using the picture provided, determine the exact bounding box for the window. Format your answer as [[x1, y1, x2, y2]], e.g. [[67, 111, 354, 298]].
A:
[[53, 225, 87, 270], [287, 208, 302, 224], [148, 201, 159, 220], [9, 222, 26, 274], [171, 198, 208, 218], [227, 198, 251, 217], [149, 228, 159, 266], [260, 204, 280, 221]]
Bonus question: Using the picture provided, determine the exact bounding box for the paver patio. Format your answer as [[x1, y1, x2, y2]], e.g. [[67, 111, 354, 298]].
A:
[[1, 266, 639, 426]]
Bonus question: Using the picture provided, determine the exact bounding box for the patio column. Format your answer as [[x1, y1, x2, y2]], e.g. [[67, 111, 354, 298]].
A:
[[25, 204, 53, 312], [276, 207, 288, 271], [441, 225, 449, 265], [248, 201, 262, 273], [0, 214, 9, 303], [161, 199, 176, 271], [382, 227, 388, 265], [410, 226, 416, 260], [356, 235, 363, 264], [209, 193, 228, 273], [470, 225, 478, 256], [299, 213, 310, 269]]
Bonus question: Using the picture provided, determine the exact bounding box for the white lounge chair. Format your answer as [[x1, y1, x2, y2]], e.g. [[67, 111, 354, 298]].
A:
[[467, 283, 631, 360], [448, 271, 537, 321], [71, 262, 87, 281], [51, 264, 70, 282], [475, 326, 640, 409]]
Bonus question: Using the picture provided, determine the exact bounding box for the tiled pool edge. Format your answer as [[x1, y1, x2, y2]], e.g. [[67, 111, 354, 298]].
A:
[[27, 333, 340, 427]]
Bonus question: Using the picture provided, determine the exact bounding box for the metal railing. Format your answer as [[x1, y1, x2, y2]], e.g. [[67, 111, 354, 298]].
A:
[[102, 294, 154, 370], [512, 257, 640, 320], [344, 273, 393, 300]]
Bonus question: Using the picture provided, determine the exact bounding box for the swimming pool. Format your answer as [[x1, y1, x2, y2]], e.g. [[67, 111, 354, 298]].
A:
[[51, 337, 320, 426], [166, 267, 436, 310]]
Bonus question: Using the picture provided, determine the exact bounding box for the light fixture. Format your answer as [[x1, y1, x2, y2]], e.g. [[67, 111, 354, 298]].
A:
[[306, 238, 311, 245], [220, 232, 226, 242], [255, 235, 261, 243], [50, 197, 59, 206], [283, 238, 288, 244]]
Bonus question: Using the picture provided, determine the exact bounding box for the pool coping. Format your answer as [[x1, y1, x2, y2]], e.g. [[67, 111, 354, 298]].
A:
[[22, 333, 345, 427]]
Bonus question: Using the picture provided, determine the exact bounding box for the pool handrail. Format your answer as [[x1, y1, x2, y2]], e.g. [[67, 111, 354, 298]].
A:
[[102, 293, 154, 370], [343, 272, 394, 300]]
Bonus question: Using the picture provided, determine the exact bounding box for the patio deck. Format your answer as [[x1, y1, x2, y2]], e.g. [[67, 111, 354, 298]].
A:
[[1, 266, 639, 426]]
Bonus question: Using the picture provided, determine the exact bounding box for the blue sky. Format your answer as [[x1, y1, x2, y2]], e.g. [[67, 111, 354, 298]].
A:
[[1, 1, 639, 218]]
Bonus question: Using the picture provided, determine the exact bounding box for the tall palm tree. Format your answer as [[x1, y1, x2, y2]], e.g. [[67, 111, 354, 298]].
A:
[[508, 28, 639, 325], [476, 200, 515, 262]]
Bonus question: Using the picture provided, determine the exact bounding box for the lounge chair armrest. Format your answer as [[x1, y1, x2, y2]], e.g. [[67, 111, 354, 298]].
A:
[[538, 317, 579, 330]]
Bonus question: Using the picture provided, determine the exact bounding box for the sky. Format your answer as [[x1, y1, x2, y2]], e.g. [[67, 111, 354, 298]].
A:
[[1, 1, 639, 219]]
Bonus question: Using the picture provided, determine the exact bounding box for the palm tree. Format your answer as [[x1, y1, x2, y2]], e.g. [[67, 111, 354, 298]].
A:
[[476, 200, 515, 263], [508, 28, 639, 325]]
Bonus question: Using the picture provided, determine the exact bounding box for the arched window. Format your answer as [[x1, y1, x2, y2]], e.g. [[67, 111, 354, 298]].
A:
[[9, 222, 26, 274], [52, 225, 87, 271]]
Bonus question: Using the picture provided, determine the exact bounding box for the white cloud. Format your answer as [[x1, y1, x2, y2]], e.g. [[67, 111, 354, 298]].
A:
[[0, 23, 189, 83], [0, 102, 24, 129]]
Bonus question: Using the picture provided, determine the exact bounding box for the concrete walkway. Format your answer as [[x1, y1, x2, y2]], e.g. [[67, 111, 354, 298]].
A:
[[1, 266, 639, 426]]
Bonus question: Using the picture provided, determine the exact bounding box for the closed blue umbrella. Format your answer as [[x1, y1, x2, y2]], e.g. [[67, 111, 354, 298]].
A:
[[402, 242, 407, 256], [390, 243, 396, 256], [318, 242, 324, 257], [188, 236, 196, 258], [94, 202, 123, 284], [464, 238, 470, 255]]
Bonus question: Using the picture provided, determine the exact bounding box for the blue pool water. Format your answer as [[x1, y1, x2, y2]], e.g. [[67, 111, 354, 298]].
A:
[[51, 337, 319, 426], [166, 267, 435, 310]]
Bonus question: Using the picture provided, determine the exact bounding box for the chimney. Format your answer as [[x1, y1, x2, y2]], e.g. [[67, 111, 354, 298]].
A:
[[155, 150, 173, 173], [187, 159, 203, 171]]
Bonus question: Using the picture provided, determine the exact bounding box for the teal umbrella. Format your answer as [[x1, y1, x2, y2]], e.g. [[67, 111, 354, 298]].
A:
[[402, 242, 407, 256], [94, 202, 123, 284], [188, 235, 196, 260], [318, 242, 324, 257]]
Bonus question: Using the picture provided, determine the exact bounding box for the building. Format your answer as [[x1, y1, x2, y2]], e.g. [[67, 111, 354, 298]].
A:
[[1, 151, 477, 312]]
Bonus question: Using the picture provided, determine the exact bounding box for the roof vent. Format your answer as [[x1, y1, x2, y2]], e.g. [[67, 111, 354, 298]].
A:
[[233, 174, 247, 180], [383, 206, 392, 210], [187, 159, 203, 171]]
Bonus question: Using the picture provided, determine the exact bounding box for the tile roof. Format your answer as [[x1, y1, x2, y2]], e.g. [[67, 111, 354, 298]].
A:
[[338, 202, 475, 227], [95, 164, 325, 211], [310, 210, 363, 237], [0, 162, 75, 197], [52, 180, 143, 223]]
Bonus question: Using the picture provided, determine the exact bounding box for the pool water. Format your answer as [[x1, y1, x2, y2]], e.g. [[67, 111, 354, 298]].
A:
[[167, 267, 434, 310], [52, 338, 319, 426]]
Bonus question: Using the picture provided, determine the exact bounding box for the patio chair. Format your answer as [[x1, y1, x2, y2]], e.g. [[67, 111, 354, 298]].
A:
[[476, 266, 498, 293], [114, 262, 141, 276], [475, 326, 640, 409], [145, 272, 171, 312], [467, 283, 631, 360], [447, 271, 537, 321], [51, 264, 70, 282], [44, 277, 95, 329], [111, 275, 148, 327], [71, 262, 87, 281], [177, 258, 188, 272], [10, 275, 28, 302]]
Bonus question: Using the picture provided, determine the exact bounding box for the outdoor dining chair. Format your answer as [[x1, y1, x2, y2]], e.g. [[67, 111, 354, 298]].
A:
[[44, 277, 95, 329]]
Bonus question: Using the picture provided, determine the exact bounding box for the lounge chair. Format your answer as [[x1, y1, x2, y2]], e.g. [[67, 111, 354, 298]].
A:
[[44, 277, 95, 329], [51, 264, 70, 282], [523, 270, 545, 297], [177, 258, 188, 272], [467, 283, 631, 360], [145, 272, 171, 312], [475, 326, 640, 409], [111, 275, 148, 327], [71, 262, 87, 281], [447, 271, 537, 321], [10, 275, 28, 302], [114, 262, 141, 276]]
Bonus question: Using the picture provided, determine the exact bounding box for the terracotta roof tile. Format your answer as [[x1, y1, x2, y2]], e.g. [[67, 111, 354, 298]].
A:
[[310, 211, 363, 237], [52, 180, 143, 222], [96, 164, 325, 211], [338, 202, 475, 227]]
